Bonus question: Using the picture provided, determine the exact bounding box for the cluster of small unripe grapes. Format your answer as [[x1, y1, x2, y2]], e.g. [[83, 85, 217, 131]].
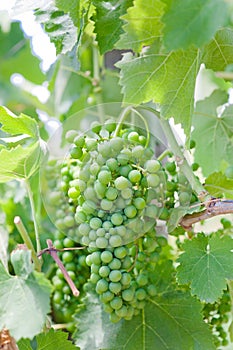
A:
[[85, 229, 167, 322], [45, 119, 200, 325], [49, 120, 167, 249], [51, 230, 89, 330], [203, 289, 231, 347]]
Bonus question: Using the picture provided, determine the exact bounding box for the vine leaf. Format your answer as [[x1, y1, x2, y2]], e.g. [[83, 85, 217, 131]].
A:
[[192, 90, 233, 176], [74, 291, 214, 350], [177, 233, 233, 303], [0, 107, 47, 182], [0, 22, 45, 85], [116, 45, 200, 136], [35, 4, 77, 55], [202, 28, 233, 71], [205, 172, 233, 198], [116, 0, 165, 53], [162, 0, 228, 50], [93, 0, 133, 54], [0, 253, 52, 341], [17, 329, 78, 350], [55, 0, 81, 27]]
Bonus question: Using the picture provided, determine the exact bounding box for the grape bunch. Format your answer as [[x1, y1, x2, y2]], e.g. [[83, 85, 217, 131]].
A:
[[48, 120, 167, 248], [85, 229, 167, 322], [51, 231, 89, 330], [203, 288, 231, 347]]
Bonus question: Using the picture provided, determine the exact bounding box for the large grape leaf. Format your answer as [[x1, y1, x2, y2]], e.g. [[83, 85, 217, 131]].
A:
[[205, 172, 233, 198], [35, 4, 77, 55], [93, 0, 133, 54], [0, 107, 46, 182], [202, 28, 233, 71], [116, 45, 200, 136], [116, 0, 165, 53], [192, 90, 233, 176], [17, 329, 78, 350], [74, 291, 214, 350], [177, 233, 233, 303], [0, 255, 52, 340], [162, 0, 228, 50]]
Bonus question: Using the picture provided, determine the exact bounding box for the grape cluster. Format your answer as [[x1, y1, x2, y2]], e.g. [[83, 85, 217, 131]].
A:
[[51, 231, 89, 330], [85, 229, 167, 322], [203, 289, 231, 347], [48, 120, 166, 248]]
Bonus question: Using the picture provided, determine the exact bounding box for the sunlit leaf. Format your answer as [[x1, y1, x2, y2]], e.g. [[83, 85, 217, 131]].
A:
[[177, 233, 233, 302]]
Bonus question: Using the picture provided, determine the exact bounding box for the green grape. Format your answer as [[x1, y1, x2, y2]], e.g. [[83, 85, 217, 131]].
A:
[[109, 282, 122, 294], [101, 250, 113, 263], [147, 174, 160, 188], [128, 170, 141, 183], [114, 246, 128, 259], [70, 146, 83, 159], [111, 213, 123, 226], [109, 235, 122, 247], [99, 266, 111, 278], [110, 297, 123, 310], [96, 279, 109, 294], [136, 288, 147, 300], [124, 205, 137, 218], [145, 159, 160, 173], [96, 237, 108, 248], [119, 164, 132, 177], [114, 176, 131, 190], [122, 288, 135, 301], [74, 135, 85, 147], [108, 258, 121, 270], [109, 270, 122, 282]]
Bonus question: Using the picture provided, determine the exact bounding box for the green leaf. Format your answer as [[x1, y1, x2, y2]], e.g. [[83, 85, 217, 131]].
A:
[[56, 0, 80, 27], [75, 291, 214, 349], [93, 0, 133, 54], [0, 108, 47, 182], [116, 0, 164, 53], [18, 329, 78, 350], [177, 233, 233, 303], [202, 28, 233, 71], [0, 141, 44, 183], [205, 171, 233, 198], [0, 22, 45, 84], [11, 249, 33, 278], [192, 90, 233, 176], [35, 5, 78, 55], [0, 258, 52, 340], [0, 107, 38, 138], [162, 0, 228, 50], [116, 45, 200, 136]]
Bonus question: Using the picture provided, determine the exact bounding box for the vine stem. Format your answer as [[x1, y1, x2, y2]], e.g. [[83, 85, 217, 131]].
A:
[[25, 179, 41, 253], [114, 105, 132, 137], [92, 42, 105, 124], [14, 216, 41, 272], [131, 108, 150, 148], [159, 118, 208, 199], [45, 239, 79, 297]]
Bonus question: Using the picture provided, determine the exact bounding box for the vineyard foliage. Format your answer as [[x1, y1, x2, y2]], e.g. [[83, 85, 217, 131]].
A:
[[1, 1, 233, 349]]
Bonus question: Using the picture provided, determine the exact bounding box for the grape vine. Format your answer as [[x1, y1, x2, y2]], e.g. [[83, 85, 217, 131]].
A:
[[1, 1, 233, 349]]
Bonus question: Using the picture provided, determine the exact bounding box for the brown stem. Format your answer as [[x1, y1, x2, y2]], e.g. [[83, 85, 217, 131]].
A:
[[46, 239, 79, 297], [180, 200, 233, 230]]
